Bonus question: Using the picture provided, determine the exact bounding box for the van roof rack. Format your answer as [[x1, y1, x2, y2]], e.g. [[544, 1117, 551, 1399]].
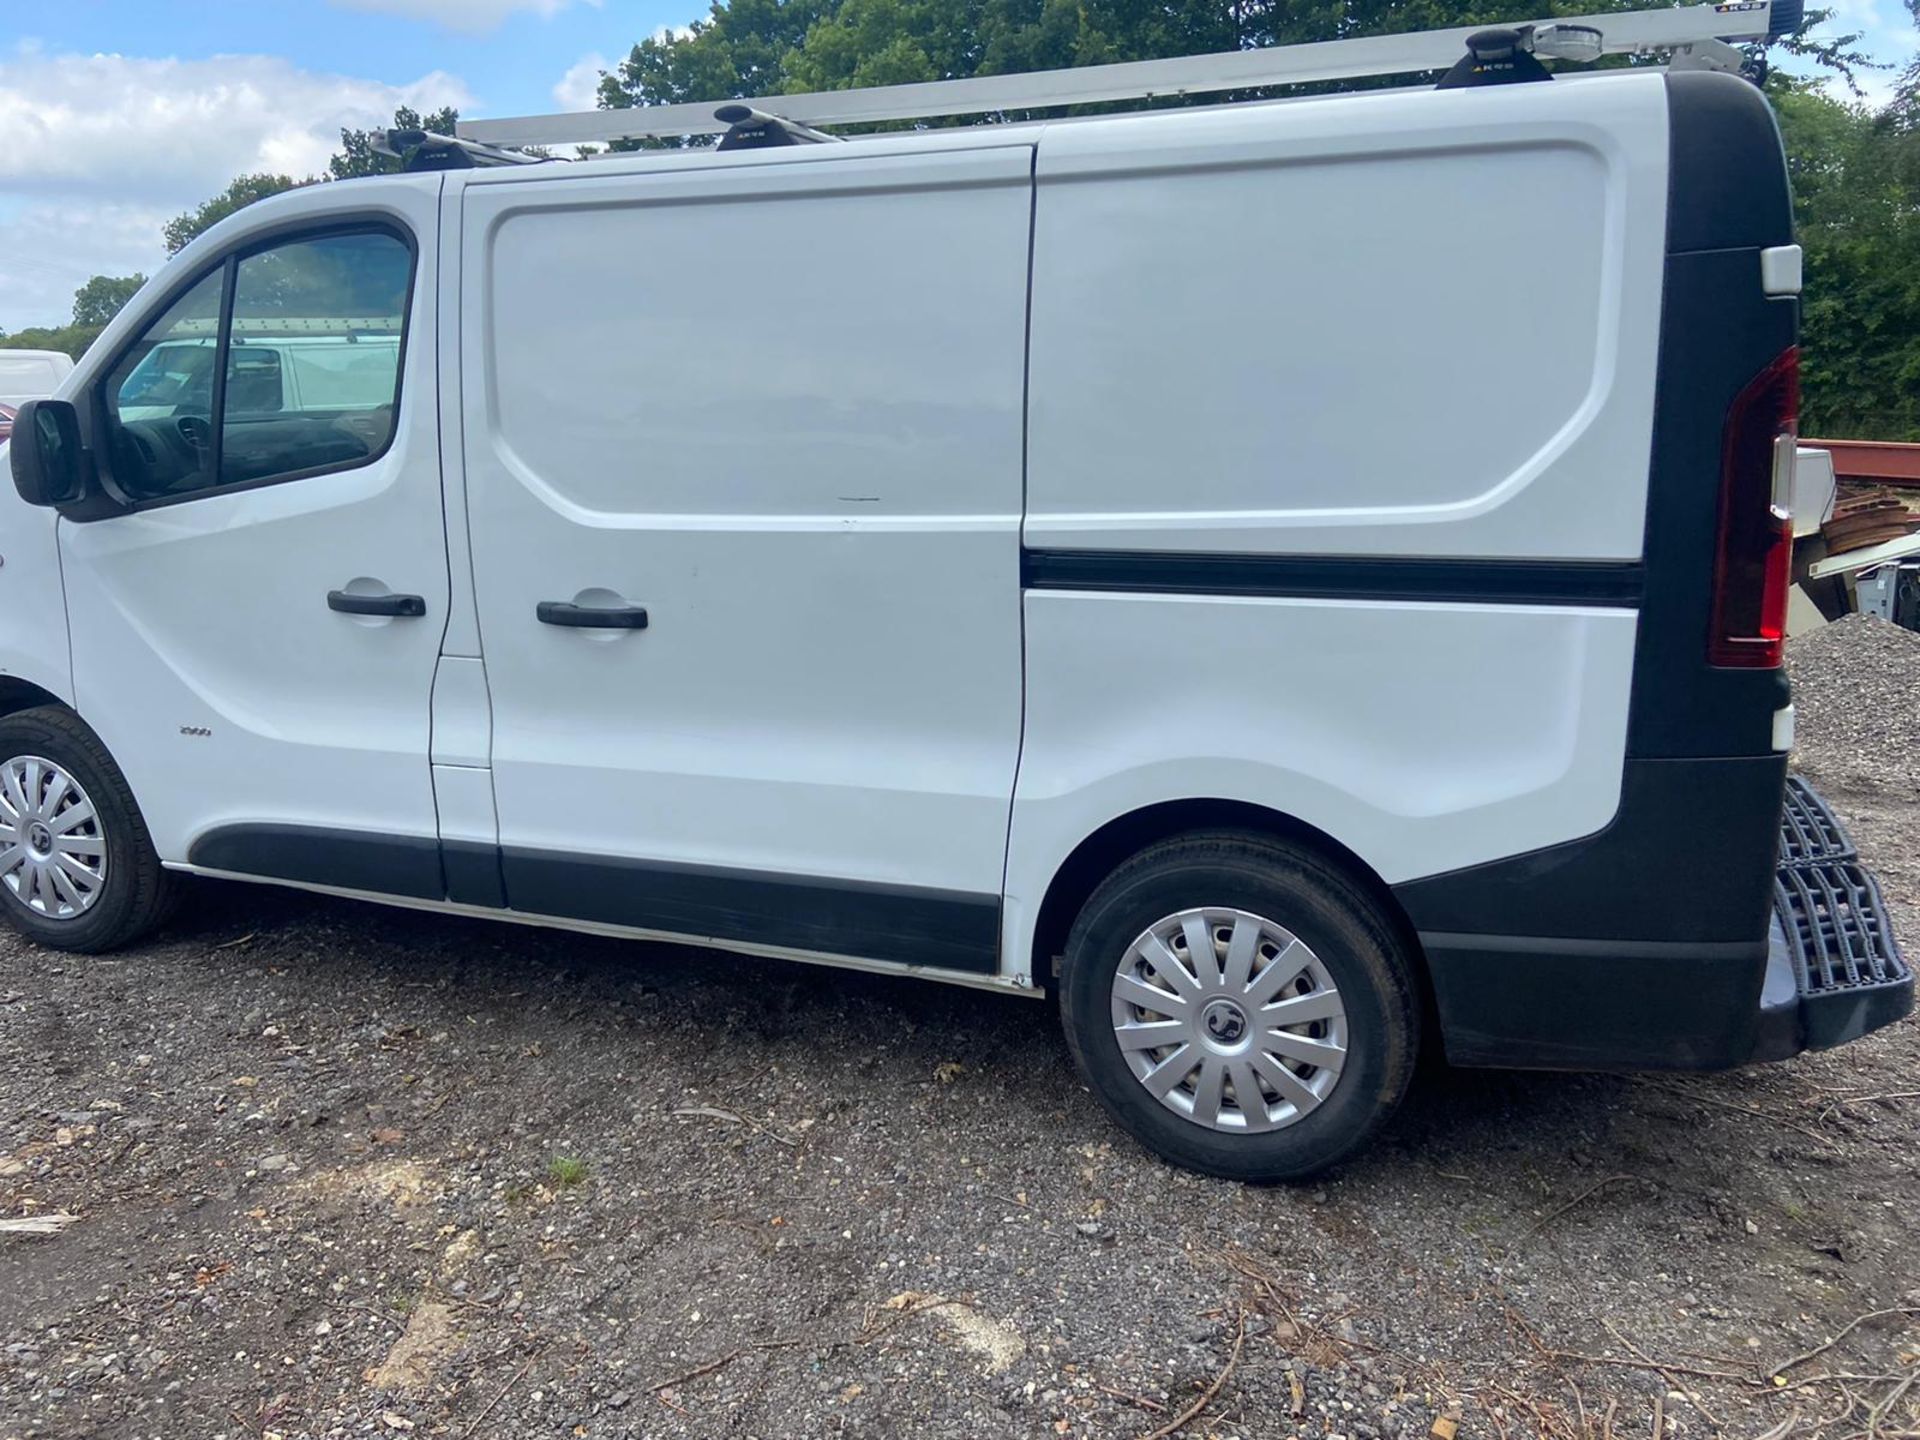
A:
[[457, 0, 1794, 151]]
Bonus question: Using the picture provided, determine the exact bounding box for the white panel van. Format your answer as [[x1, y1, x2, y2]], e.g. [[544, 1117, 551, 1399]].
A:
[[0, 349, 74, 410], [3, 59, 1908, 1179]]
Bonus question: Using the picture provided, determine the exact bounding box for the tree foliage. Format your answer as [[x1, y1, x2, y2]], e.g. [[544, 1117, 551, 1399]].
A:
[[70, 273, 147, 329], [0, 273, 146, 358], [161, 105, 461, 258], [163, 173, 301, 255], [598, 0, 1873, 111], [1775, 82, 1920, 438], [0, 322, 104, 360]]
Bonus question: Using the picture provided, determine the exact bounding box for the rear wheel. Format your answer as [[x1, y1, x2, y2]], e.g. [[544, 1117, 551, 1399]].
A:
[[0, 706, 174, 953], [1059, 830, 1419, 1181]]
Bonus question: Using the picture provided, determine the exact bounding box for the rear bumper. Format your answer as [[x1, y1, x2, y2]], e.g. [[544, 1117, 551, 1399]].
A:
[[1415, 776, 1911, 1071]]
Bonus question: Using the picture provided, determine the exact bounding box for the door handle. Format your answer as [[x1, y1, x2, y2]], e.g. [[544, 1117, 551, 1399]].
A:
[[328, 590, 426, 618], [537, 601, 649, 630]]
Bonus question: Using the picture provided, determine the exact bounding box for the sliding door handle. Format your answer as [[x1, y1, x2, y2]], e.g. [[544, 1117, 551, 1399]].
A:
[[537, 601, 649, 630], [328, 590, 426, 617]]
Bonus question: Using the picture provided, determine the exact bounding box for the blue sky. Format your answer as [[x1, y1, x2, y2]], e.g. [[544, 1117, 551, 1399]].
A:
[[1, 0, 1915, 331], [0, 0, 702, 330], [27, 0, 694, 120]]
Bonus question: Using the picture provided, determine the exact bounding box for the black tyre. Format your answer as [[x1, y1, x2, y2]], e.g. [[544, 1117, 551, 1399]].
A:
[[1059, 830, 1420, 1181], [0, 705, 175, 953]]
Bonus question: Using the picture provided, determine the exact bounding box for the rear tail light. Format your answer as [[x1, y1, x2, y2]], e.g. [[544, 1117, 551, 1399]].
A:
[[1708, 345, 1798, 668]]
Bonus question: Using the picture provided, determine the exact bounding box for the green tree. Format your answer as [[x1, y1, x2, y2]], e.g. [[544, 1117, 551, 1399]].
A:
[[1775, 83, 1920, 438], [0, 323, 103, 361], [163, 105, 463, 258], [599, 0, 1870, 117], [70, 273, 147, 329], [164, 173, 301, 255]]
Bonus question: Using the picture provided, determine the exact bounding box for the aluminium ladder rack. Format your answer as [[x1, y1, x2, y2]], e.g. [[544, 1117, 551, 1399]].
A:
[[459, 0, 1795, 150]]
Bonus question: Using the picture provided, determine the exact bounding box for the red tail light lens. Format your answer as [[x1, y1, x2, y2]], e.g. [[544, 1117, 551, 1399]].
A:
[[1708, 345, 1798, 668]]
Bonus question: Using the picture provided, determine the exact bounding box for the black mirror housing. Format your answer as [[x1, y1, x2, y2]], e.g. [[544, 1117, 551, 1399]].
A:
[[9, 399, 90, 508]]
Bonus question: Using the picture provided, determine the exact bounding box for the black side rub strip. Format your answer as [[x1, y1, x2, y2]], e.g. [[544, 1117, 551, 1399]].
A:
[[190, 824, 445, 901], [499, 848, 1001, 974], [1022, 550, 1644, 608], [187, 825, 1002, 975]]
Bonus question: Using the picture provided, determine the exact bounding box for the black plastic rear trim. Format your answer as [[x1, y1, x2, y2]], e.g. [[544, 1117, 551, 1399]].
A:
[[1628, 76, 1798, 759], [1629, 247, 1796, 758], [1394, 754, 1786, 942], [1416, 932, 1770, 1069], [1415, 772, 1913, 1070], [1663, 72, 1795, 257]]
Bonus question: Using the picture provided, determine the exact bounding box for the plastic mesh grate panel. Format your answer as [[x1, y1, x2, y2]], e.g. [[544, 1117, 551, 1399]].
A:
[[1779, 775, 1855, 869], [1774, 861, 1906, 995], [1774, 778, 1909, 1000]]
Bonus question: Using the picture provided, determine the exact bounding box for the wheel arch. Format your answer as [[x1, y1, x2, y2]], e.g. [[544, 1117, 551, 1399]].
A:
[[1026, 798, 1437, 1041], [0, 676, 73, 720]]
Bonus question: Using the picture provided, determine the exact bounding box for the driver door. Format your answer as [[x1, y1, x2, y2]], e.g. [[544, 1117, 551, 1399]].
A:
[[57, 183, 452, 895]]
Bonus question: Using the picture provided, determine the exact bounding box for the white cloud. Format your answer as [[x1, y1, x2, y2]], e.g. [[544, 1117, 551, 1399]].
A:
[[0, 49, 471, 202], [0, 46, 470, 330], [553, 52, 609, 111], [329, 0, 601, 35]]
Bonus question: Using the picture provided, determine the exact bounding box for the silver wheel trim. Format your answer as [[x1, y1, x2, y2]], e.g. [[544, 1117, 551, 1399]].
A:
[[0, 755, 108, 921], [1109, 906, 1348, 1134]]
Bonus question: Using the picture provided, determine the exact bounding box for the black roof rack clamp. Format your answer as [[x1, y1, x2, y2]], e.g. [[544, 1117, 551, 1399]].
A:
[[714, 105, 845, 151], [374, 129, 549, 172]]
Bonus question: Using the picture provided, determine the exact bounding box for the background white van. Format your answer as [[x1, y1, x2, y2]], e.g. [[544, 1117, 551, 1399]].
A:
[[0, 349, 74, 410], [114, 334, 404, 424]]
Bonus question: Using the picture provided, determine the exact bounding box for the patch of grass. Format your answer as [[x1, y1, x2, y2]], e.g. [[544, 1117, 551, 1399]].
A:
[[547, 1155, 589, 1189], [1782, 1199, 1809, 1223]]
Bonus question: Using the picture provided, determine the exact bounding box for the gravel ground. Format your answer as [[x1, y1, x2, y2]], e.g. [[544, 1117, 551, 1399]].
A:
[[2, 620, 1917, 1440]]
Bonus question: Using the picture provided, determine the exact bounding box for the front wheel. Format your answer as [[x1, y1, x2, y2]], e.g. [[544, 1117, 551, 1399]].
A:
[[0, 706, 175, 953], [1059, 831, 1420, 1181]]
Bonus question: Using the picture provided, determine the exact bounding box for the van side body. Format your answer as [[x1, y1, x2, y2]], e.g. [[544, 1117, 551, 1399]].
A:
[[3, 67, 1907, 1176]]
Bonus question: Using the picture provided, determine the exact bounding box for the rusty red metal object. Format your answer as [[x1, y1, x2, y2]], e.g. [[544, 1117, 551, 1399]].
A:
[[1805, 438, 1920, 488]]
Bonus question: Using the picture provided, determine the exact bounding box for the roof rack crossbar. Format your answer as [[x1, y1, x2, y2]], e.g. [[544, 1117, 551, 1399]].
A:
[[457, 0, 1788, 149]]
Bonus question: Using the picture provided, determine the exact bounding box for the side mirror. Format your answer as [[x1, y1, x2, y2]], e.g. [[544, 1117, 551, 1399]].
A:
[[9, 400, 89, 507]]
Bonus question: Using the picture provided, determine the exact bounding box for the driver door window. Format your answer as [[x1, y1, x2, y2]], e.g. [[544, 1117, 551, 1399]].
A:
[[102, 271, 222, 499], [100, 228, 411, 505]]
